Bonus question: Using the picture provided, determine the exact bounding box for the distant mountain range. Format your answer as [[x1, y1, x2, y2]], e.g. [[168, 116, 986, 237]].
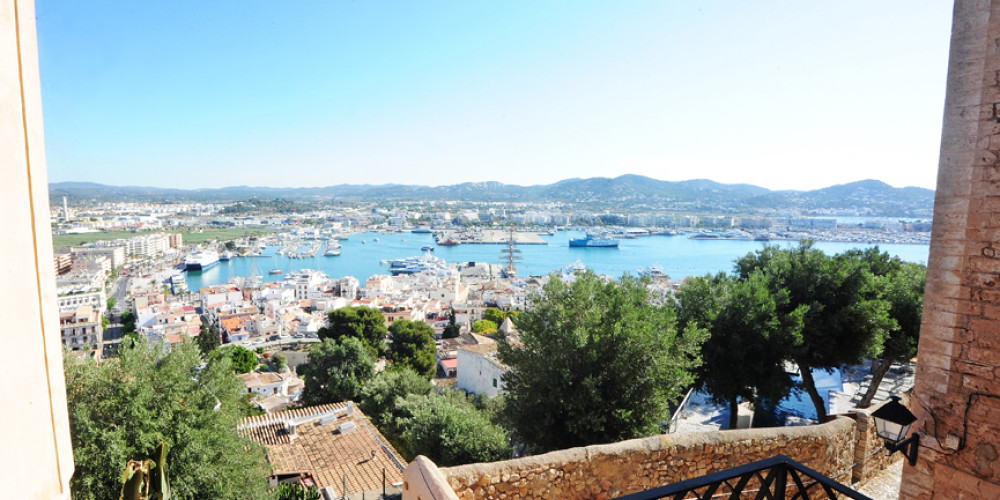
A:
[[49, 176, 935, 216]]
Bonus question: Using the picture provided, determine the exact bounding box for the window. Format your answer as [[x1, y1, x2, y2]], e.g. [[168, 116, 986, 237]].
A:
[[493, 378, 497, 388]]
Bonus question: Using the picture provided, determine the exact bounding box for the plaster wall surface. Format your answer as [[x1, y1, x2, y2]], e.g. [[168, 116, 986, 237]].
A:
[[900, 0, 1000, 498], [0, 0, 75, 497]]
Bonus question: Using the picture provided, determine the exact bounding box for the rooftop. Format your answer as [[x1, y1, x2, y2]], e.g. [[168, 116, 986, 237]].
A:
[[238, 402, 406, 496]]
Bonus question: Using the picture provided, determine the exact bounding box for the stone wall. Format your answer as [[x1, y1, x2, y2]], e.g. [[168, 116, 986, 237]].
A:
[[899, 0, 1000, 498], [438, 417, 874, 500]]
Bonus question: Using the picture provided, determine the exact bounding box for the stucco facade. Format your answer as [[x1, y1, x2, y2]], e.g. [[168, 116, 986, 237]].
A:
[[0, 0, 76, 496]]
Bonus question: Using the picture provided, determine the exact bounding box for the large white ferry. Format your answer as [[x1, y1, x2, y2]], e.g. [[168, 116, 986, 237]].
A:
[[184, 251, 220, 271]]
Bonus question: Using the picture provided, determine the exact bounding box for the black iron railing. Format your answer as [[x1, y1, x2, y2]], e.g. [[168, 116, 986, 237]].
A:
[[613, 454, 872, 500]]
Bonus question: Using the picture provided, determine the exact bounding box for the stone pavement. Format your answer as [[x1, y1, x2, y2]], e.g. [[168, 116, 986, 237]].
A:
[[857, 459, 902, 500]]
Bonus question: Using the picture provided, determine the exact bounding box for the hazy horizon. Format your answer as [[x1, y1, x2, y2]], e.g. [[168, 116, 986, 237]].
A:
[[48, 174, 934, 193]]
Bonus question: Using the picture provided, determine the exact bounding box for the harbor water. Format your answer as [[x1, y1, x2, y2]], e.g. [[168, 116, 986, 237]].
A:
[[184, 231, 929, 291]]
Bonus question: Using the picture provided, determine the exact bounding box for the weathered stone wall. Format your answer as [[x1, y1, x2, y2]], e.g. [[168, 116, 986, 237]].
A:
[[899, 0, 1000, 498], [440, 417, 864, 500]]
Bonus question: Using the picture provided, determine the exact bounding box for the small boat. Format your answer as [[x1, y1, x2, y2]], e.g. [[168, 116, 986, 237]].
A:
[[374, 237, 380, 242], [269, 269, 283, 275], [362, 240, 367, 244], [438, 238, 460, 246], [421, 246, 434, 252]]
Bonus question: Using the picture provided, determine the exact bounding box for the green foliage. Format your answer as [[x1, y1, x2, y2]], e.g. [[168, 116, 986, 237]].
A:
[[734, 241, 895, 420], [271, 483, 319, 500], [195, 323, 220, 355], [274, 354, 288, 370], [107, 297, 117, 311], [217, 345, 259, 374], [65, 339, 270, 500], [442, 309, 461, 339], [395, 390, 512, 466], [300, 337, 375, 405], [318, 306, 388, 357], [388, 320, 438, 378], [846, 249, 926, 408], [499, 270, 706, 452], [675, 272, 801, 428], [359, 367, 434, 435], [121, 311, 137, 335], [224, 241, 237, 251], [482, 308, 507, 326], [472, 319, 497, 335]]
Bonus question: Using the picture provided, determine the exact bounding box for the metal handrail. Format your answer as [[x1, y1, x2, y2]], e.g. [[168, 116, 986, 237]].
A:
[[613, 454, 873, 500]]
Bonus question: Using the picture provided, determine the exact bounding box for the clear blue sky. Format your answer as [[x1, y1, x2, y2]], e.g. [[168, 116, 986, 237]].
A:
[[36, 1, 952, 190]]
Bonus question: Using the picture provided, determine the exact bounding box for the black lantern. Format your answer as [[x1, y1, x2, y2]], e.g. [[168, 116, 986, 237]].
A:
[[871, 395, 920, 465]]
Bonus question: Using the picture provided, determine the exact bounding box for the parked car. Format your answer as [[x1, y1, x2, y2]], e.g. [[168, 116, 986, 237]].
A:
[[293, 333, 305, 339], [306, 332, 318, 338], [268, 334, 280, 342]]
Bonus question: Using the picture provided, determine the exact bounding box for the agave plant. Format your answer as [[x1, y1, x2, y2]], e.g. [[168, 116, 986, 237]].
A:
[[120, 442, 170, 500]]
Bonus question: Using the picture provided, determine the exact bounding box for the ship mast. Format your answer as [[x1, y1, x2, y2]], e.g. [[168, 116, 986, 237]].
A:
[[501, 230, 522, 278]]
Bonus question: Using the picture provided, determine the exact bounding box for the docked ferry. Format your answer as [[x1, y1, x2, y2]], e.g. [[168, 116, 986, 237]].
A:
[[184, 251, 220, 271], [568, 234, 619, 248]]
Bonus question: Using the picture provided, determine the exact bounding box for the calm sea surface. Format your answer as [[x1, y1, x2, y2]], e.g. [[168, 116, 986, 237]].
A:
[[184, 231, 930, 290]]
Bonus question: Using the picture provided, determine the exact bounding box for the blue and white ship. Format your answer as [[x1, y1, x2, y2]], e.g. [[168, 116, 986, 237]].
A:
[[184, 251, 220, 271], [569, 234, 619, 248]]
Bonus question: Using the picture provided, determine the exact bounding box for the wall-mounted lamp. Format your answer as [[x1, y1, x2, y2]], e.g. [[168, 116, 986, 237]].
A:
[[871, 395, 920, 466]]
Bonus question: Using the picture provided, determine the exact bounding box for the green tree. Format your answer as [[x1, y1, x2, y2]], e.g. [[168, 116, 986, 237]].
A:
[[300, 337, 375, 405], [735, 241, 894, 421], [120, 310, 137, 336], [64, 338, 270, 500], [482, 307, 507, 326], [472, 319, 497, 335], [388, 320, 437, 378], [107, 297, 117, 311], [675, 272, 802, 429], [318, 306, 388, 357], [274, 353, 288, 370], [359, 368, 434, 436], [395, 390, 512, 466], [854, 255, 926, 408], [499, 270, 706, 452], [217, 345, 259, 374], [195, 323, 220, 355], [442, 309, 460, 339]]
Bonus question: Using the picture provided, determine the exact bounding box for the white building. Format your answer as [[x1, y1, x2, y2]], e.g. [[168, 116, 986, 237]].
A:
[[456, 342, 507, 399]]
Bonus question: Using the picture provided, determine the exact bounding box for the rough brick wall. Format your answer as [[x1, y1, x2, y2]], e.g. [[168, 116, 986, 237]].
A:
[[899, 0, 1000, 498], [440, 417, 865, 500]]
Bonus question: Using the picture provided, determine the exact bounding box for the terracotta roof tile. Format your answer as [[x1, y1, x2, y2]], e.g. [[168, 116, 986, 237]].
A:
[[238, 403, 406, 495]]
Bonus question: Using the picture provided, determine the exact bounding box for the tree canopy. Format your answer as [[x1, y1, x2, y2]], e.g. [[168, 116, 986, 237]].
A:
[[64, 338, 270, 500], [195, 323, 220, 355], [848, 249, 926, 408], [472, 319, 497, 335], [395, 390, 512, 466], [359, 367, 435, 437], [210, 345, 259, 374], [299, 337, 376, 405], [442, 309, 460, 339], [734, 241, 895, 420], [499, 270, 706, 452], [388, 319, 438, 378], [674, 272, 801, 428], [318, 306, 388, 357]]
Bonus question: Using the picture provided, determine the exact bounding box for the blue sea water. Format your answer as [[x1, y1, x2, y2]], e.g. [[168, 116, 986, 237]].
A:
[[184, 231, 929, 291]]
